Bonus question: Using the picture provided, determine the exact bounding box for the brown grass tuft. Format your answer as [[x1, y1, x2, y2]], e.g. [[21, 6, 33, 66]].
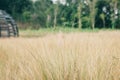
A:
[[0, 31, 120, 80]]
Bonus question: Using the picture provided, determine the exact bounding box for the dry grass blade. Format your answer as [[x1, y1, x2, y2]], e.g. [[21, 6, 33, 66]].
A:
[[0, 31, 120, 80]]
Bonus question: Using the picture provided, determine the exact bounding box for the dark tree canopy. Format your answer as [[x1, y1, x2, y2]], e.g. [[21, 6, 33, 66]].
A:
[[0, 0, 120, 29], [0, 0, 32, 14]]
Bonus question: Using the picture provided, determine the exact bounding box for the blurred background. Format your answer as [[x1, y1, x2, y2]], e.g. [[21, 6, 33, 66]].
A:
[[0, 0, 120, 30]]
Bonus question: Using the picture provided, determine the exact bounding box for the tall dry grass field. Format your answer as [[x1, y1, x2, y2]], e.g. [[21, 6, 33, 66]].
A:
[[0, 31, 120, 80]]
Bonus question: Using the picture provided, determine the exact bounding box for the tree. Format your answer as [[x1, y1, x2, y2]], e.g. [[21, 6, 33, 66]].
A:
[[117, 1, 120, 28], [53, 4, 58, 29], [63, 0, 81, 28], [77, 0, 82, 29], [53, 0, 60, 29], [0, 0, 32, 15], [110, 0, 119, 29], [87, 0, 97, 29], [0, 0, 33, 22], [0, 0, 8, 11], [100, 13, 106, 28], [32, 0, 52, 28]]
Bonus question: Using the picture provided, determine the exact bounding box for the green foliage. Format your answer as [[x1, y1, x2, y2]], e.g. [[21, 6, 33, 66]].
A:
[[0, 0, 32, 14], [82, 17, 90, 28], [22, 11, 31, 22], [30, 0, 53, 28], [1, 0, 120, 29], [100, 13, 106, 28]]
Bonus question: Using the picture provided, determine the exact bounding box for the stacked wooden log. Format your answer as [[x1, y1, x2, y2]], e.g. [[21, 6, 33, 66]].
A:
[[0, 10, 19, 37]]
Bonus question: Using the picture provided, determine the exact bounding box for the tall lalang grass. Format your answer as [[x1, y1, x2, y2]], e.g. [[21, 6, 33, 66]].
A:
[[0, 31, 120, 80]]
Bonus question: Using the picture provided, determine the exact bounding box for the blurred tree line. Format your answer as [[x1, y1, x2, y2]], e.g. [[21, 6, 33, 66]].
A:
[[0, 0, 120, 29]]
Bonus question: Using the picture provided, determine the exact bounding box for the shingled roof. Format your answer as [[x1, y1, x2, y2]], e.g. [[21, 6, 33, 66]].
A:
[[0, 10, 19, 37]]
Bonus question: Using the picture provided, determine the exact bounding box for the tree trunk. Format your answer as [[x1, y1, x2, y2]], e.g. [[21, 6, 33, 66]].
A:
[[103, 19, 105, 28], [92, 18, 95, 29], [78, 4, 82, 29], [111, 1, 118, 29], [53, 7, 57, 29], [87, 0, 97, 30], [72, 21, 75, 28], [46, 15, 51, 28]]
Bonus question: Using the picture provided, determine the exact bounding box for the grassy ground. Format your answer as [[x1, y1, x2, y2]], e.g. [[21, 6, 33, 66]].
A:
[[0, 29, 120, 80], [20, 27, 100, 37], [20, 27, 119, 37]]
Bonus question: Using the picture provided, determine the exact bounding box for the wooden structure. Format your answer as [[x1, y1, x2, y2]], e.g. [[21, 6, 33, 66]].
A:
[[0, 10, 19, 37]]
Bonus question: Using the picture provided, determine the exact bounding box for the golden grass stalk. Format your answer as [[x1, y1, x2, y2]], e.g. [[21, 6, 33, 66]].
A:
[[0, 31, 120, 80]]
